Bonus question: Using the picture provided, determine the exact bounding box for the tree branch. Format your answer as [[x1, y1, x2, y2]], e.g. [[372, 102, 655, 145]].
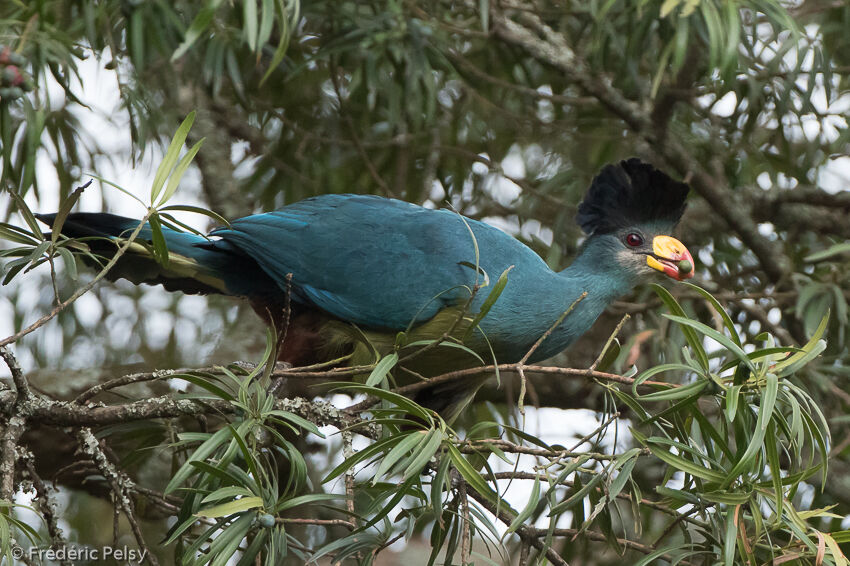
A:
[[488, 4, 788, 283]]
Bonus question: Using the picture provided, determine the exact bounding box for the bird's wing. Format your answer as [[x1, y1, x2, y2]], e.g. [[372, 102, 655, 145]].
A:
[[210, 195, 500, 329]]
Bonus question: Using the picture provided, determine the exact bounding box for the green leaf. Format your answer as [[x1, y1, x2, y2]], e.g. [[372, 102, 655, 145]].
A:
[[50, 183, 87, 245], [606, 448, 641, 502], [9, 192, 43, 241], [725, 373, 778, 484], [700, 0, 722, 71], [725, 384, 742, 422], [55, 247, 78, 281], [365, 352, 398, 387], [824, 533, 849, 566], [402, 428, 444, 481], [664, 314, 756, 372], [505, 474, 540, 536], [172, 0, 225, 61], [402, 339, 485, 364], [772, 311, 829, 376], [549, 472, 604, 515], [322, 435, 400, 484], [274, 493, 342, 513], [681, 282, 742, 347], [447, 443, 500, 506], [235, 530, 267, 566], [431, 455, 451, 518], [151, 111, 196, 203], [631, 547, 691, 566], [718, 347, 802, 374], [332, 383, 433, 424], [805, 242, 850, 262], [463, 266, 512, 341], [632, 363, 694, 395], [147, 213, 169, 267], [197, 496, 264, 518], [651, 284, 710, 371], [595, 338, 620, 373], [187, 456, 255, 490], [206, 511, 254, 566], [258, 0, 275, 48], [226, 424, 261, 487], [0, 223, 39, 245], [765, 420, 783, 520], [158, 138, 204, 206], [243, 0, 259, 52], [172, 372, 236, 401], [700, 490, 751, 505], [479, 0, 489, 30], [723, 506, 738, 566], [259, 0, 297, 85], [372, 430, 427, 484], [165, 427, 231, 494], [500, 424, 553, 450], [201, 486, 255, 504], [638, 378, 708, 402], [267, 410, 323, 437], [655, 486, 700, 505], [634, 429, 725, 483], [720, 0, 740, 75], [660, 0, 680, 18], [552, 454, 592, 485], [160, 204, 231, 228]]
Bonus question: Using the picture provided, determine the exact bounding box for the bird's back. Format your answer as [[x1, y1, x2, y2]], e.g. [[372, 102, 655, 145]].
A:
[[211, 194, 555, 332]]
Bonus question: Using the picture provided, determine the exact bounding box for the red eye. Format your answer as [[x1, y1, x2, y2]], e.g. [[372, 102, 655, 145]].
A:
[[625, 233, 644, 247]]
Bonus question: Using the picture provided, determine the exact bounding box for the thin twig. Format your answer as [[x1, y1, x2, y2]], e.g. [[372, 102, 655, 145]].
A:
[[345, 360, 675, 414], [0, 346, 31, 401], [463, 486, 572, 566], [74, 367, 178, 404], [590, 315, 630, 371], [341, 430, 357, 525], [0, 415, 25, 500], [516, 292, 587, 416], [459, 479, 471, 564], [568, 412, 620, 452], [22, 454, 70, 563], [0, 347, 30, 500], [461, 438, 637, 462], [371, 531, 406, 558], [76, 428, 160, 566]]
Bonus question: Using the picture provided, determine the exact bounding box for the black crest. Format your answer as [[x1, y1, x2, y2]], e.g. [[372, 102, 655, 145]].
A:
[[575, 158, 689, 235]]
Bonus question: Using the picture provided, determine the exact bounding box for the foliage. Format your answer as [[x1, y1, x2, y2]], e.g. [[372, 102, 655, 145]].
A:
[[0, 0, 849, 564]]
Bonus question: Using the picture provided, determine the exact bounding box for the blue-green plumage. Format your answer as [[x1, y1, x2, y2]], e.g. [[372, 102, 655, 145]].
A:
[[37, 159, 693, 414], [210, 194, 620, 362]]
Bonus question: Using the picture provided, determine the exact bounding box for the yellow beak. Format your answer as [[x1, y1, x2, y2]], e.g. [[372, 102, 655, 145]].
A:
[[646, 235, 694, 281]]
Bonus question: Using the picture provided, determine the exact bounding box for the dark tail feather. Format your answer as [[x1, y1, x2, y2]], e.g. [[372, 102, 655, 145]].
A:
[[37, 212, 278, 298]]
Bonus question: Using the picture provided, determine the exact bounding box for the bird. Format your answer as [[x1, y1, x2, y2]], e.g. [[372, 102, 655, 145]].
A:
[[36, 158, 693, 417]]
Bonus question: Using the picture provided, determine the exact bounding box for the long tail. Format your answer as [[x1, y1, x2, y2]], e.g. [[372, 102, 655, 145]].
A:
[[36, 212, 278, 298]]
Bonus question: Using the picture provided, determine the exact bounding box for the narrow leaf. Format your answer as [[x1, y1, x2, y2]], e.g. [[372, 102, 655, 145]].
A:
[[151, 111, 196, 203], [197, 496, 264, 518]]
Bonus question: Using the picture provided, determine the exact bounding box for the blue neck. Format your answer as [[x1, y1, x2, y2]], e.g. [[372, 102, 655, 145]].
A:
[[472, 235, 639, 363], [524, 236, 637, 362], [560, 237, 638, 298]]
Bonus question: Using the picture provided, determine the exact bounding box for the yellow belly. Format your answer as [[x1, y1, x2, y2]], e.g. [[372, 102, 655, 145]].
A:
[[317, 306, 489, 379]]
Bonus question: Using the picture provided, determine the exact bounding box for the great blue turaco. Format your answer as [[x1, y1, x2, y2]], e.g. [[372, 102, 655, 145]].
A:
[[35, 158, 693, 418]]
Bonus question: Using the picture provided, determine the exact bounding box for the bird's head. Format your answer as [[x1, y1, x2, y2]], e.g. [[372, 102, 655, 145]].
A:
[[576, 158, 693, 282]]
